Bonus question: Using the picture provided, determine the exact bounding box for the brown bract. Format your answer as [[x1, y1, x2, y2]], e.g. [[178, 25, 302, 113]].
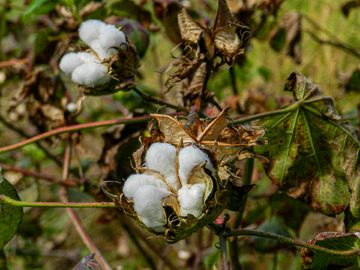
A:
[[177, 0, 250, 64]]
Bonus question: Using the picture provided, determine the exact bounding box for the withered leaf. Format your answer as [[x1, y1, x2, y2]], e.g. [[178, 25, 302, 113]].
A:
[[178, 8, 207, 45], [225, 181, 254, 211], [255, 71, 360, 218], [72, 253, 101, 270], [300, 232, 360, 269]]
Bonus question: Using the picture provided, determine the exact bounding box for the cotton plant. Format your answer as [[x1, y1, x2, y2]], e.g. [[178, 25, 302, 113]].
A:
[[102, 108, 266, 243], [59, 20, 140, 96]]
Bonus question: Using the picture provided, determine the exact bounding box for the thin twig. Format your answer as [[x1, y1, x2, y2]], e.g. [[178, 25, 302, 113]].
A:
[[0, 162, 77, 187], [132, 87, 191, 113], [60, 188, 112, 270], [0, 196, 116, 208], [0, 112, 185, 154], [60, 139, 112, 270], [0, 114, 63, 166]]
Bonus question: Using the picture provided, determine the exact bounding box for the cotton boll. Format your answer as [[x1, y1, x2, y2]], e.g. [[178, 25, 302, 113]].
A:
[[71, 62, 111, 88], [59, 53, 85, 75], [178, 146, 215, 185], [99, 26, 127, 58], [178, 183, 206, 218], [78, 20, 107, 47], [165, 174, 180, 192], [133, 185, 170, 230], [123, 174, 168, 200], [145, 143, 177, 178]]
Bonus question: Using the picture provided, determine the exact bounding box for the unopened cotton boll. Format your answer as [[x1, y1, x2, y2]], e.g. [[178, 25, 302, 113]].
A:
[[145, 142, 177, 178], [59, 52, 98, 76], [99, 26, 127, 58], [178, 183, 206, 218], [122, 174, 169, 200], [71, 62, 110, 88], [178, 146, 215, 185], [133, 185, 170, 231]]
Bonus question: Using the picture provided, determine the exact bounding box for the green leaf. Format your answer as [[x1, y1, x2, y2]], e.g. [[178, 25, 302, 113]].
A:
[[225, 181, 254, 211], [300, 232, 360, 269], [270, 28, 287, 52], [0, 167, 23, 249], [23, 0, 60, 21], [255, 72, 360, 218], [72, 253, 101, 270]]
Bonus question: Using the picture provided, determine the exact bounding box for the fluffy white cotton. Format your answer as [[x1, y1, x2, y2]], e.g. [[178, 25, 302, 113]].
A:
[[71, 62, 110, 87], [99, 26, 127, 58], [78, 20, 106, 47], [133, 185, 170, 232], [123, 174, 169, 200], [178, 146, 215, 185], [59, 52, 98, 76], [178, 183, 206, 218], [145, 143, 177, 177]]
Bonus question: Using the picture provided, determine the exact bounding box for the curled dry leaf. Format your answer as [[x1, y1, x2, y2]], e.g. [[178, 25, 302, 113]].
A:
[[103, 108, 267, 243], [178, 0, 250, 63]]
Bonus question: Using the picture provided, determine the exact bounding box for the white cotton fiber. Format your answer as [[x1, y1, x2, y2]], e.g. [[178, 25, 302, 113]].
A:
[[59, 52, 98, 76], [145, 143, 177, 178], [59, 53, 84, 75], [178, 146, 215, 185], [99, 26, 127, 58], [133, 185, 170, 231], [123, 174, 168, 200], [71, 62, 110, 88], [78, 20, 106, 47], [178, 183, 206, 218]]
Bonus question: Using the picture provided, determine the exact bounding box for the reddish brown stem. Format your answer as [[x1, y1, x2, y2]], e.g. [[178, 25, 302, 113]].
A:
[[0, 162, 77, 187]]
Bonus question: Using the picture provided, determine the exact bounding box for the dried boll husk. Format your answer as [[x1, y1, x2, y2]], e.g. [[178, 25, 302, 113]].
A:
[[103, 108, 267, 243]]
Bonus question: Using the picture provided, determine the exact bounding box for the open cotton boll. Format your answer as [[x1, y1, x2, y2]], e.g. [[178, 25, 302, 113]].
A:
[[78, 20, 107, 47], [145, 143, 177, 179], [178, 183, 206, 218], [178, 146, 215, 185], [59, 52, 99, 76], [71, 62, 111, 88], [133, 185, 170, 231], [99, 26, 127, 58], [123, 174, 169, 200]]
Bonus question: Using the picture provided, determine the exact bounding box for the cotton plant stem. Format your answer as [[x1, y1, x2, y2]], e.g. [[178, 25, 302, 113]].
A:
[[0, 113, 185, 154], [233, 102, 300, 125], [132, 87, 191, 113], [0, 196, 116, 208], [60, 188, 112, 270], [0, 162, 78, 187], [228, 229, 360, 257], [234, 158, 254, 229], [219, 230, 229, 270], [229, 158, 254, 270], [0, 114, 63, 166]]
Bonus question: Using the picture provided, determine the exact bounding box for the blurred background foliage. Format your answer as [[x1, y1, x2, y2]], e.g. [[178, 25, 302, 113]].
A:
[[0, 0, 359, 269]]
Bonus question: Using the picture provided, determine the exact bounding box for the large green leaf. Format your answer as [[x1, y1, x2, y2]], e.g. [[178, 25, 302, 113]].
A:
[[300, 232, 360, 269], [255, 72, 360, 218], [0, 168, 23, 249]]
